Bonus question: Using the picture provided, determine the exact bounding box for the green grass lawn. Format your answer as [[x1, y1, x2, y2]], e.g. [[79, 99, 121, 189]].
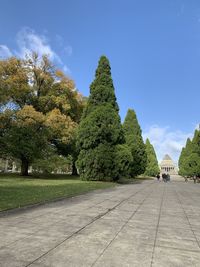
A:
[[0, 174, 116, 211]]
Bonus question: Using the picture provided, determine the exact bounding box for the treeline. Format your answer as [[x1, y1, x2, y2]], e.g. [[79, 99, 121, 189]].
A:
[[179, 128, 200, 177], [0, 54, 159, 180]]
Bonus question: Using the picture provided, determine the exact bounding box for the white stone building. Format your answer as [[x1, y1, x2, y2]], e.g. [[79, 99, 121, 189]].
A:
[[159, 154, 178, 175]]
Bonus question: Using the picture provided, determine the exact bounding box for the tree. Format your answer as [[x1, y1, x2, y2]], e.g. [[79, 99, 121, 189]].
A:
[[76, 56, 125, 181], [0, 57, 29, 108], [186, 130, 200, 176], [55, 132, 79, 175], [114, 144, 133, 178], [123, 109, 147, 177], [32, 153, 72, 174], [0, 53, 84, 175], [178, 138, 192, 176], [179, 130, 200, 177], [0, 106, 49, 175], [83, 56, 119, 116], [144, 139, 159, 177]]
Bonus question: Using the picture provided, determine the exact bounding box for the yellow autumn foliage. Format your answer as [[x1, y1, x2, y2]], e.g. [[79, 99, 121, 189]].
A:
[[45, 108, 76, 143], [0, 57, 30, 105], [15, 105, 45, 127], [0, 53, 85, 175]]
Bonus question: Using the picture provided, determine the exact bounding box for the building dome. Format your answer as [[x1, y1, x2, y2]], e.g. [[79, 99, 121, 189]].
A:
[[160, 154, 177, 174]]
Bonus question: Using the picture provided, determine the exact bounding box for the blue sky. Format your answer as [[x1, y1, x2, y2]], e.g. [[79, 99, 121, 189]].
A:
[[0, 0, 199, 162]]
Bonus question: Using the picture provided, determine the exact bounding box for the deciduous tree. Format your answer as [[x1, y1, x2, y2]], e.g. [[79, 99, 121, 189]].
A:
[[0, 106, 49, 175], [0, 53, 84, 175]]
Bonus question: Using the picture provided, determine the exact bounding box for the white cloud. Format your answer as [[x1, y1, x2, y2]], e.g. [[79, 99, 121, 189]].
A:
[[0, 45, 12, 58], [143, 125, 194, 163], [1, 27, 71, 73], [16, 27, 62, 64]]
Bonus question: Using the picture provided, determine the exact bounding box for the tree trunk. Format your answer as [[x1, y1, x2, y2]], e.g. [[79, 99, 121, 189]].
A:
[[72, 160, 78, 176], [21, 159, 29, 176], [4, 159, 9, 172], [12, 162, 16, 173]]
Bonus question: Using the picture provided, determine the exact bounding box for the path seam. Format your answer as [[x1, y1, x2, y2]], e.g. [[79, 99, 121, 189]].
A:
[[173, 185, 200, 249], [25, 181, 155, 267], [0, 185, 148, 250], [150, 183, 166, 267], [90, 183, 157, 267]]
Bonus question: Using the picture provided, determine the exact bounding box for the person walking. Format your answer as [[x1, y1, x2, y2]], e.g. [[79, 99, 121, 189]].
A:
[[162, 173, 167, 182], [156, 173, 160, 181]]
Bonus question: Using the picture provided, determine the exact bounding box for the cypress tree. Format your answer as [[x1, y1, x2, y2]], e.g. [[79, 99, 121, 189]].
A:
[[178, 138, 191, 176], [178, 130, 200, 177], [178, 147, 185, 176], [76, 56, 125, 181], [144, 138, 159, 177], [192, 129, 200, 154], [83, 56, 119, 117], [188, 130, 200, 176], [123, 109, 147, 177]]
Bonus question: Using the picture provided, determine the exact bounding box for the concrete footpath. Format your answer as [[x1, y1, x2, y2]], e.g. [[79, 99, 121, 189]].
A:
[[0, 177, 200, 267]]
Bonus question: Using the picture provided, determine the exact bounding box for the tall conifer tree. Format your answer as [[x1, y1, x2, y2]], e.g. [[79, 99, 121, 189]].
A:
[[144, 139, 159, 176], [179, 130, 200, 177], [76, 56, 124, 181], [187, 130, 200, 176], [178, 138, 191, 176], [123, 109, 147, 176]]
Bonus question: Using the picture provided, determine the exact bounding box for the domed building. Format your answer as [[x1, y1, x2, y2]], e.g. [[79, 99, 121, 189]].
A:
[[160, 154, 177, 175]]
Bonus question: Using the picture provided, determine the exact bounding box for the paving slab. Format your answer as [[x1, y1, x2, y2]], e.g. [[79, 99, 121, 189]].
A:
[[0, 176, 200, 267]]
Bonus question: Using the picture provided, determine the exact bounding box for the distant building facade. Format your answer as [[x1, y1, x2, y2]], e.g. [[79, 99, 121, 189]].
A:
[[160, 154, 178, 175]]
